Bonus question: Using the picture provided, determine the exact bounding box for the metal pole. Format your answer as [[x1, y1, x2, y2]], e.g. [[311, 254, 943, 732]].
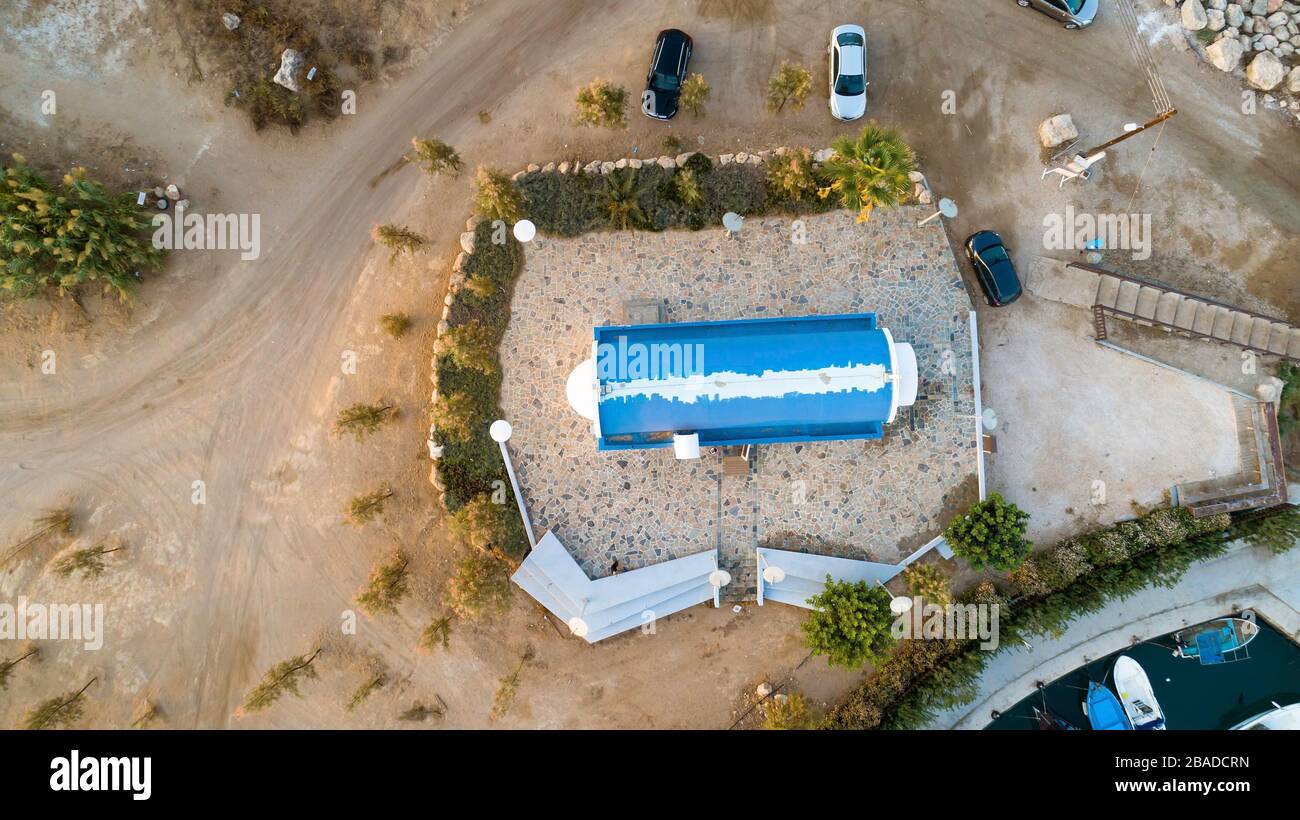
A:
[[1081, 108, 1176, 157], [496, 436, 538, 550]]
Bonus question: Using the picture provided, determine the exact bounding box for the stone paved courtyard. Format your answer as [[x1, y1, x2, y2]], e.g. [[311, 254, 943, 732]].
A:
[[499, 208, 979, 595]]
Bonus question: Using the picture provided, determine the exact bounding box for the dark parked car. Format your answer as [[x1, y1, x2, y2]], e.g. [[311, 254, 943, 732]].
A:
[[642, 29, 693, 120], [1016, 0, 1099, 29], [964, 231, 1023, 306]]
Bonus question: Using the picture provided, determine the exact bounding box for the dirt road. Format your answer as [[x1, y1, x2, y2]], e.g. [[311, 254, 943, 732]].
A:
[[1, 0, 1295, 728]]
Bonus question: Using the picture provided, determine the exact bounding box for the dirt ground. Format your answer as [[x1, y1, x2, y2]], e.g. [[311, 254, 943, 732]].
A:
[[1, 0, 1296, 729]]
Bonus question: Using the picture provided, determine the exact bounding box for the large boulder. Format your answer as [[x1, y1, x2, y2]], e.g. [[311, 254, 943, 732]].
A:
[[273, 48, 305, 92], [1206, 35, 1246, 69], [1287, 65, 1300, 93], [1226, 3, 1246, 27], [1037, 113, 1079, 148], [1246, 50, 1286, 88], [1207, 8, 1227, 28], [222, 12, 241, 30], [1182, 0, 1209, 29]]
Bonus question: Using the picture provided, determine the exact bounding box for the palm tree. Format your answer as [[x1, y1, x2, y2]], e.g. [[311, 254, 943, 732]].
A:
[[600, 169, 648, 230], [819, 123, 917, 222]]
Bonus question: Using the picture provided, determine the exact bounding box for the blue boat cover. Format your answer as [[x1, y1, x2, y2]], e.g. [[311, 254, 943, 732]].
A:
[[1087, 682, 1133, 731]]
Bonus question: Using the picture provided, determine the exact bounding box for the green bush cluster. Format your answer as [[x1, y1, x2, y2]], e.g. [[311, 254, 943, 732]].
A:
[[514, 152, 836, 238], [828, 506, 1235, 729], [1, 156, 165, 301], [431, 219, 522, 518]]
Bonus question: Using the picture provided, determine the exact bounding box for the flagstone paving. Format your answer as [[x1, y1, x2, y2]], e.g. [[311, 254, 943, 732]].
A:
[[499, 208, 978, 595]]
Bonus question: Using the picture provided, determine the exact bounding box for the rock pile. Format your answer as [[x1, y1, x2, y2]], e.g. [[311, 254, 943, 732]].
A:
[[1171, 0, 1300, 120]]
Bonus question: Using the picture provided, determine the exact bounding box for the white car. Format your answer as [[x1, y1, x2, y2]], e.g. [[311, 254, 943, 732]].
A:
[[828, 24, 867, 121]]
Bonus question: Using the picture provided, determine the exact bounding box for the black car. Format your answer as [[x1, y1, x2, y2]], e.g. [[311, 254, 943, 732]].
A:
[[642, 29, 693, 120], [964, 231, 1023, 306]]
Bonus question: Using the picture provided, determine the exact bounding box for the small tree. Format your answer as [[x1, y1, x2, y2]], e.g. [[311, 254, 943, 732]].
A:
[[472, 166, 524, 223], [672, 168, 703, 208], [345, 672, 387, 712], [902, 562, 951, 606], [767, 62, 812, 113], [241, 648, 322, 714], [802, 577, 896, 668], [52, 541, 125, 580], [818, 123, 917, 222], [761, 691, 818, 730], [446, 551, 512, 620], [22, 677, 96, 729], [3, 506, 75, 567], [0, 646, 39, 691], [944, 492, 1032, 571], [435, 321, 499, 374], [408, 137, 461, 176], [680, 73, 710, 117], [765, 149, 818, 202], [449, 494, 527, 559], [431, 392, 480, 441], [1234, 506, 1300, 555], [490, 647, 534, 722], [356, 550, 411, 615], [418, 616, 453, 652], [334, 401, 396, 441], [599, 169, 648, 230], [379, 313, 412, 338], [574, 80, 627, 128], [347, 488, 393, 525], [464, 274, 497, 300], [371, 223, 426, 262]]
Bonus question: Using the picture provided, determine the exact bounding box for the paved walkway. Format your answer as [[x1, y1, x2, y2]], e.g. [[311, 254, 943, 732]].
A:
[[930, 540, 1300, 729], [499, 209, 976, 588]]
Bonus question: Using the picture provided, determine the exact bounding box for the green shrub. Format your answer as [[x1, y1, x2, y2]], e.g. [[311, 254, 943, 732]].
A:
[[943, 492, 1032, 571], [379, 312, 411, 338], [902, 562, 951, 606], [445, 551, 512, 620], [765, 149, 819, 203], [819, 123, 917, 222], [680, 73, 710, 117], [449, 494, 528, 560], [472, 166, 524, 223], [1, 156, 165, 301], [766, 62, 812, 113], [1233, 505, 1299, 554], [435, 320, 500, 375], [574, 80, 627, 128], [801, 576, 896, 668], [761, 692, 818, 729], [1278, 362, 1299, 435], [829, 506, 1238, 729]]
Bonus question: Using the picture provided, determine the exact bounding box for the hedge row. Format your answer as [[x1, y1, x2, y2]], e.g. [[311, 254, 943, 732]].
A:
[[430, 219, 529, 560], [514, 152, 837, 237], [826, 506, 1235, 729]]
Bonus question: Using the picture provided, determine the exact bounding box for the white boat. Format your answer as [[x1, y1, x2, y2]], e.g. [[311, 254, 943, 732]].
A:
[[1231, 701, 1300, 730], [1113, 655, 1166, 730]]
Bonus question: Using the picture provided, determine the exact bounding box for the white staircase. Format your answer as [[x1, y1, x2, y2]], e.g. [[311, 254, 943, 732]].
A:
[[756, 547, 904, 609], [511, 531, 723, 643]]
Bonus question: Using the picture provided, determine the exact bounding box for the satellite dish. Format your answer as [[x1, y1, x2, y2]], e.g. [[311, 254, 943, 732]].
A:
[[722, 212, 744, 232], [938, 198, 958, 219], [708, 570, 732, 588], [512, 219, 536, 242], [489, 419, 513, 443], [889, 595, 914, 614], [762, 565, 786, 584], [567, 617, 589, 638], [981, 407, 998, 431]]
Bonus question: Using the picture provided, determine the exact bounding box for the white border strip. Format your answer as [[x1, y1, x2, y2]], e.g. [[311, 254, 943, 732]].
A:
[[970, 311, 986, 501]]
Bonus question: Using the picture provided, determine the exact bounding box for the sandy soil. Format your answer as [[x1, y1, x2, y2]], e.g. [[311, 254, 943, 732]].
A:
[[0, 0, 1296, 729]]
